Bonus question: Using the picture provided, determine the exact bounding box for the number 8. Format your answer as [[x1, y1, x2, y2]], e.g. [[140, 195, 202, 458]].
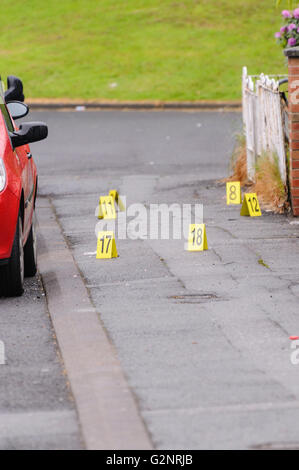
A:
[[230, 185, 237, 201]]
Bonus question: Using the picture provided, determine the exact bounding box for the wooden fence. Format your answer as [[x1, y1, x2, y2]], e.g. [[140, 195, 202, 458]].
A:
[[242, 66, 288, 183]]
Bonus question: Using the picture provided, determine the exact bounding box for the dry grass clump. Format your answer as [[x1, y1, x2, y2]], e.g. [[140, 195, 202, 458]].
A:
[[227, 134, 249, 186], [252, 154, 289, 214], [223, 134, 289, 214]]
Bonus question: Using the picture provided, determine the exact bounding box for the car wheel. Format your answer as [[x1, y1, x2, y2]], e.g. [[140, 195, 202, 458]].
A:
[[0, 213, 24, 297], [24, 212, 37, 277]]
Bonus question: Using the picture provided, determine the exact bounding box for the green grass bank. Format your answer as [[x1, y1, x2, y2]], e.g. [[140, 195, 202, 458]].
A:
[[0, 0, 286, 100]]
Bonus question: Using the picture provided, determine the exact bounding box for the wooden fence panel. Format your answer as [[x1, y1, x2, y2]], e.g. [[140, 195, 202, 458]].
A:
[[242, 67, 287, 184]]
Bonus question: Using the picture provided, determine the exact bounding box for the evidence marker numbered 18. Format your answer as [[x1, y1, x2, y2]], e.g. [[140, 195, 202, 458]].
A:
[[187, 224, 208, 252]]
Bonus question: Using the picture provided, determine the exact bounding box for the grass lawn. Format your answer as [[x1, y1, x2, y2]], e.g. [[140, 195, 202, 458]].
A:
[[0, 0, 287, 101]]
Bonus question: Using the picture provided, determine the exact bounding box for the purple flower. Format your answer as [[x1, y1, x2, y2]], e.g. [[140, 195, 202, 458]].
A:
[[288, 37, 297, 46], [288, 23, 297, 31], [294, 8, 299, 19], [275, 32, 282, 38], [282, 10, 292, 18], [280, 25, 287, 33]]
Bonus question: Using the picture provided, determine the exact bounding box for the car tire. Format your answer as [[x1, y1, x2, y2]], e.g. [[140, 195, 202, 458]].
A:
[[0, 213, 24, 297], [24, 213, 37, 277]]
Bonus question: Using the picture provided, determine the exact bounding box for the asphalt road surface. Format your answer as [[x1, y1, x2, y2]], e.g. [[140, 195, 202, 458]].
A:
[[3, 109, 299, 450], [0, 275, 82, 449]]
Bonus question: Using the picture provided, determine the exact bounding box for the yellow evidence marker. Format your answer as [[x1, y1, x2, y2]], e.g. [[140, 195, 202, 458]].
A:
[[96, 231, 118, 259], [240, 193, 262, 217], [98, 196, 116, 219], [226, 182, 242, 205], [109, 190, 125, 211], [188, 224, 208, 251]]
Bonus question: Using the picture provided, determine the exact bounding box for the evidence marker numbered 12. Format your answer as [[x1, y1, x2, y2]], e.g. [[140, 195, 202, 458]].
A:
[[240, 193, 262, 217], [187, 224, 208, 252], [226, 181, 242, 205]]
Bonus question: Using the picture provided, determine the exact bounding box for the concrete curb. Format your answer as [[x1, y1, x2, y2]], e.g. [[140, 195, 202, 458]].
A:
[[27, 100, 242, 111], [37, 197, 153, 450]]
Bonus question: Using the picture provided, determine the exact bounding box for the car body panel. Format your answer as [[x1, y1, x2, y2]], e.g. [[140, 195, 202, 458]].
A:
[[0, 89, 37, 261]]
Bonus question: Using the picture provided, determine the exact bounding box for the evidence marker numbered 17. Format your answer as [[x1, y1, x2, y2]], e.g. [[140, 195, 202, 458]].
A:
[[96, 231, 118, 259]]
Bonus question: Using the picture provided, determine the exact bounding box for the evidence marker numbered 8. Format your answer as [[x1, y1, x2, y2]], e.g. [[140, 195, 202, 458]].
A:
[[226, 181, 242, 205]]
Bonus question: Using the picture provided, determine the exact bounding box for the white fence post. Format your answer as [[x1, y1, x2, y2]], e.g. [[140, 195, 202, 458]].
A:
[[242, 66, 248, 129]]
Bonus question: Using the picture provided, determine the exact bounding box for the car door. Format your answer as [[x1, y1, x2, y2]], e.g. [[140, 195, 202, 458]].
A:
[[0, 100, 31, 237], [15, 142, 32, 236]]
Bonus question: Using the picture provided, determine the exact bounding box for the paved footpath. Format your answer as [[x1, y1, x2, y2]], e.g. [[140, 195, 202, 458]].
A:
[[30, 110, 299, 449]]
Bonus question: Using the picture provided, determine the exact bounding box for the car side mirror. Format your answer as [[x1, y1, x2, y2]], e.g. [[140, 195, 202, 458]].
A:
[[6, 101, 29, 120], [10, 122, 48, 148], [4, 76, 25, 103]]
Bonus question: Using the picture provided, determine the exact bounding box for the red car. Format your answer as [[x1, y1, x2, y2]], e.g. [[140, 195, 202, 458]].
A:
[[0, 76, 48, 297]]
